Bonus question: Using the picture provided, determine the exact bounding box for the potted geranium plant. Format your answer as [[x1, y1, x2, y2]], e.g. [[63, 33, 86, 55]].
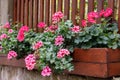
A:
[[0, 8, 120, 78]]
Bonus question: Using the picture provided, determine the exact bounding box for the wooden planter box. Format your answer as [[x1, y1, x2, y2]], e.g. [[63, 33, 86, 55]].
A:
[[70, 48, 120, 78], [1, 48, 120, 78]]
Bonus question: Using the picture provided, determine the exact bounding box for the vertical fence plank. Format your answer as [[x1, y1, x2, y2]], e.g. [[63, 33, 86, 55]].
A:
[[72, 0, 77, 24], [45, 0, 50, 26], [58, 0, 62, 11], [108, 0, 114, 18], [24, 0, 29, 26], [17, 0, 21, 23], [33, 0, 38, 31], [97, 0, 104, 23], [13, 0, 17, 23], [28, 0, 33, 29], [38, 0, 44, 32], [64, 0, 70, 20], [88, 0, 94, 12], [118, 0, 120, 32], [79, 0, 85, 26], [20, 0, 24, 24], [50, 0, 56, 24], [38, 0, 44, 22]]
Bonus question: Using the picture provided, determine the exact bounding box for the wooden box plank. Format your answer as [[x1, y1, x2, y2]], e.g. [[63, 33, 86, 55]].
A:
[[70, 62, 108, 78], [73, 48, 107, 63], [108, 63, 120, 76], [0, 56, 25, 68]]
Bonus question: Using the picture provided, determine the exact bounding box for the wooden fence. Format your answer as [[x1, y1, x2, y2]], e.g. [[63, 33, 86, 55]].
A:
[[13, 0, 120, 32]]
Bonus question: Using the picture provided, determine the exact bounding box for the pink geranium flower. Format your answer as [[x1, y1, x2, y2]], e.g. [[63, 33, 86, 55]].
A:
[[87, 12, 98, 23], [17, 31, 25, 42], [52, 11, 64, 23], [104, 8, 113, 17], [71, 25, 80, 33], [20, 26, 29, 32], [17, 26, 29, 42], [25, 54, 36, 70], [0, 33, 8, 40], [57, 49, 70, 58], [81, 19, 87, 27], [7, 50, 17, 60], [55, 35, 64, 46], [3, 22, 10, 29], [33, 41, 43, 50], [38, 22, 46, 28], [41, 66, 52, 76], [8, 29, 13, 33]]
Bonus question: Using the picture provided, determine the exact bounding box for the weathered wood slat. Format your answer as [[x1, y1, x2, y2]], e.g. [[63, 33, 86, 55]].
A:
[[13, 0, 17, 23], [28, 0, 33, 29], [24, 0, 29, 25], [20, 0, 24, 24], [45, 0, 50, 26], [72, 0, 77, 25], [88, 0, 94, 12], [38, 0, 44, 22], [17, 0, 21, 22], [79, 0, 85, 26], [33, 0, 38, 31], [64, 0, 70, 20], [58, 0, 62, 11]]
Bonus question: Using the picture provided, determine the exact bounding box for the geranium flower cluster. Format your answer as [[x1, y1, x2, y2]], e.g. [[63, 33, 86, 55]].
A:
[[52, 11, 64, 23], [41, 66, 52, 76], [37, 22, 46, 28], [57, 49, 70, 58], [7, 50, 17, 60], [17, 26, 29, 42], [81, 8, 113, 27], [32, 41, 43, 50], [25, 54, 36, 70], [71, 25, 80, 33], [55, 35, 64, 46], [3, 22, 10, 29], [0, 33, 8, 40]]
